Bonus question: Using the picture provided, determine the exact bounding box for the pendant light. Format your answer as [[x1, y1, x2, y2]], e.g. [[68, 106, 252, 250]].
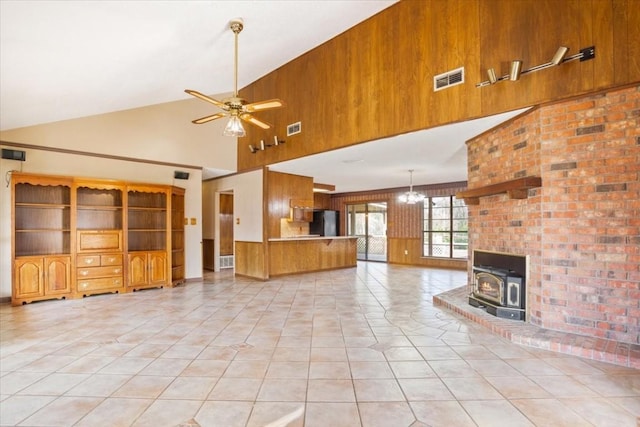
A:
[[398, 170, 425, 204]]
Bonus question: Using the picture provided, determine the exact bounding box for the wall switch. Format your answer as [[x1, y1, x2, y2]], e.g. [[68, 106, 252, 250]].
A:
[[184, 218, 188, 225], [236, 218, 240, 225], [190, 218, 196, 225]]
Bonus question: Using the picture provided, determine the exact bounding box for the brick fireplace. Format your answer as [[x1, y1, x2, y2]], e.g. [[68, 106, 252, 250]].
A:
[[459, 86, 639, 357]]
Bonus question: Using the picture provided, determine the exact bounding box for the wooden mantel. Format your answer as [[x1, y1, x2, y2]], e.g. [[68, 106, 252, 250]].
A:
[[456, 176, 542, 205]]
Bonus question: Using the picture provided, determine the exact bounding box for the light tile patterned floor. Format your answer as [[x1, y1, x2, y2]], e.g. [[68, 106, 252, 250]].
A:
[[1, 262, 638, 426]]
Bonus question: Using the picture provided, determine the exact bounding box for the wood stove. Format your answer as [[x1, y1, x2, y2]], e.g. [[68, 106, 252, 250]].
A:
[[468, 250, 527, 321]]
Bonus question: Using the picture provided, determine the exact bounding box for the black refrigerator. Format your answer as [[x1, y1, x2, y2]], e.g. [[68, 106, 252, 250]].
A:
[[310, 210, 339, 236]]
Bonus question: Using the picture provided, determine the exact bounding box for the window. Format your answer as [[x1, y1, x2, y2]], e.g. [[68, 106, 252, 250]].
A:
[[423, 196, 468, 258]]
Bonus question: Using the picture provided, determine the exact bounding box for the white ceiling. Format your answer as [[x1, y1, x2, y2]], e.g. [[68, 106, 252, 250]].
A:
[[1, 0, 529, 193]]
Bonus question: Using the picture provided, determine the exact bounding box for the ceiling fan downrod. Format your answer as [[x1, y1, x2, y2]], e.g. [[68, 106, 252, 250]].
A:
[[230, 19, 243, 98]]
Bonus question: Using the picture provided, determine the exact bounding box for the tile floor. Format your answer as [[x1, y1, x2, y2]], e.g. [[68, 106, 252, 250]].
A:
[[1, 262, 638, 427]]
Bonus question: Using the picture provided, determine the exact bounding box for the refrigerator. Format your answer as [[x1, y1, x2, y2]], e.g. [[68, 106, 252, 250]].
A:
[[310, 210, 339, 236]]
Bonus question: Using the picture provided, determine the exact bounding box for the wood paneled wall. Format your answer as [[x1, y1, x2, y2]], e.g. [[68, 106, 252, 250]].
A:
[[219, 193, 234, 256], [234, 241, 267, 280], [266, 170, 314, 238], [329, 182, 467, 269], [237, 0, 640, 171]]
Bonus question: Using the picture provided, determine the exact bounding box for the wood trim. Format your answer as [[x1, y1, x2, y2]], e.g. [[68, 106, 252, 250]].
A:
[[1, 140, 202, 171], [456, 176, 542, 205]]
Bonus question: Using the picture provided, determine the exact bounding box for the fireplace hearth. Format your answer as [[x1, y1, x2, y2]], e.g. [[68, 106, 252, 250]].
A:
[[469, 250, 527, 321]]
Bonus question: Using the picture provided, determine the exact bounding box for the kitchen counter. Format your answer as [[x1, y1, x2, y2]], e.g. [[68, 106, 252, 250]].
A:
[[268, 236, 358, 276]]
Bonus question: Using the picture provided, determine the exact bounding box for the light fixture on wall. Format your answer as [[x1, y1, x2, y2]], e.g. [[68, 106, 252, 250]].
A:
[[248, 136, 285, 153], [509, 60, 523, 81], [476, 45, 595, 87], [398, 170, 425, 204]]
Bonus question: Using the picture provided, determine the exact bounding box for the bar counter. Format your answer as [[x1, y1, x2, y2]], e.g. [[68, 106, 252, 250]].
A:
[[268, 236, 358, 276]]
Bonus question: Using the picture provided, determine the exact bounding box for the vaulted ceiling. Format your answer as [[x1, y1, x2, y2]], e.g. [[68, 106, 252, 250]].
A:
[[1, 1, 527, 192]]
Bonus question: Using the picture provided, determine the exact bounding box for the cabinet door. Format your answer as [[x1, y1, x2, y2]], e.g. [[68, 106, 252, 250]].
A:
[[148, 252, 167, 285], [128, 253, 148, 286], [44, 256, 71, 295], [14, 258, 44, 299]]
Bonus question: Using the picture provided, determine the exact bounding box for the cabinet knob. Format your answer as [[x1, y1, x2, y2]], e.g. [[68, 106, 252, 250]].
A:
[[80, 270, 88, 276]]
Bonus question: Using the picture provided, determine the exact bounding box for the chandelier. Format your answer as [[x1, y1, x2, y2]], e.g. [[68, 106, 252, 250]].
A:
[[398, 169, 425, 204]]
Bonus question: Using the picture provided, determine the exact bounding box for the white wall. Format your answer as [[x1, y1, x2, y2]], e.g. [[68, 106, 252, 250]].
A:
[[0, 145, 203, 299], [203, 170, 263, 271]]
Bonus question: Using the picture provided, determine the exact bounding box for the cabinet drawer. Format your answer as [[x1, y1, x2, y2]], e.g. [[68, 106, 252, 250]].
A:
[[77, 230, 122, 252], [101, 254, 122, 266], [77, 255, 101, 267], [77, 265, 123, 278], [77, 276, 123, 292]]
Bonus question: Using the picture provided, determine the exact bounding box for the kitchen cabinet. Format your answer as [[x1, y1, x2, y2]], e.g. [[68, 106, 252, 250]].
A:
[[288, 199, 314, 222]]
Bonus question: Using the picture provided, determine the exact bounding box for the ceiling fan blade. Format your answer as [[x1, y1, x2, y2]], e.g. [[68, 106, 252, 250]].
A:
[[243, 99, 285, 113], [240, 113, 272, 129], [185, 89, 227, 109], [192, 112, 227, 124]]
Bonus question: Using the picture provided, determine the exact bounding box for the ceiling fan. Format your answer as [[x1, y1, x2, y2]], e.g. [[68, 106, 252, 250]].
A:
[[185, 18, 284, 137]]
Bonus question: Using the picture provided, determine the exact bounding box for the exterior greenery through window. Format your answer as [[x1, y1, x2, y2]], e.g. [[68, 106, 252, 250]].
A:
[[423, 196, 468, 259]]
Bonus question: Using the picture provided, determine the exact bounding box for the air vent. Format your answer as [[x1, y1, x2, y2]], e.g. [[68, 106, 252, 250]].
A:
[[433, 67, 464, 91], [220, 255, 234, 269], [287, 122, 301, 136]]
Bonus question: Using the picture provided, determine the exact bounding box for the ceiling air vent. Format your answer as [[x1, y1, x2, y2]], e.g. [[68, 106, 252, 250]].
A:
[[433, 67, 464, 92]]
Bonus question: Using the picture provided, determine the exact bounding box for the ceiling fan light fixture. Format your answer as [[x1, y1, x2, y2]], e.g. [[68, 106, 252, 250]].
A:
[[185, 18, 284, 136], [223, 115, 246, 137]]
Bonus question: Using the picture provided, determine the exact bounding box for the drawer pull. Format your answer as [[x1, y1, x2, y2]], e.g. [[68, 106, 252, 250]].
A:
[[114, 268, 121, 274], [107, 257, 115, 263], [114, 279, 121, 285], [80, 270, 88, 276], [84, 259, 94, 264], [80, 282, 88, 288]]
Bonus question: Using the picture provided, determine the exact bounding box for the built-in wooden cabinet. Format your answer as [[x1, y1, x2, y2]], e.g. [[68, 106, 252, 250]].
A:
[[75, 180, 125, 297], [127, 185, 169, 291], [171, 187, 185, 285], [12, 175, 73, 305], [10, 172, 185, 305], [128, 251, 167, 289], [13, 256, 72, 303]]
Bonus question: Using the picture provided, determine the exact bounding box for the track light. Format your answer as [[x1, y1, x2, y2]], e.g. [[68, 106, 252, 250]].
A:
[[551, 46, 569, 65], [248, 136, 286, 153], [510, 60, 523, 81], [476, 45, 595, 88], [487, 68, 497, 84]]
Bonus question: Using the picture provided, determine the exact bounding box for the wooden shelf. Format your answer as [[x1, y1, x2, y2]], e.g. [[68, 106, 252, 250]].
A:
[[456, 176, 541, 205]]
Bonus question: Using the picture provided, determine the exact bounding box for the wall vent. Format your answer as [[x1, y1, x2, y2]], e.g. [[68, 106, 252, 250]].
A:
[[433, 67, 464, 91], [287, 122, 301, 136], [220, 255, 234, 269]]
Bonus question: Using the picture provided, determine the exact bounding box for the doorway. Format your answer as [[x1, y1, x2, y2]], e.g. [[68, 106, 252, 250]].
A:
[[346, 202, 387, 261]]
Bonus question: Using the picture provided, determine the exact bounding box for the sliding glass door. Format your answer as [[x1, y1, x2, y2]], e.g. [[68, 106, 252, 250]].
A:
[[346, 202, 387, 261]]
